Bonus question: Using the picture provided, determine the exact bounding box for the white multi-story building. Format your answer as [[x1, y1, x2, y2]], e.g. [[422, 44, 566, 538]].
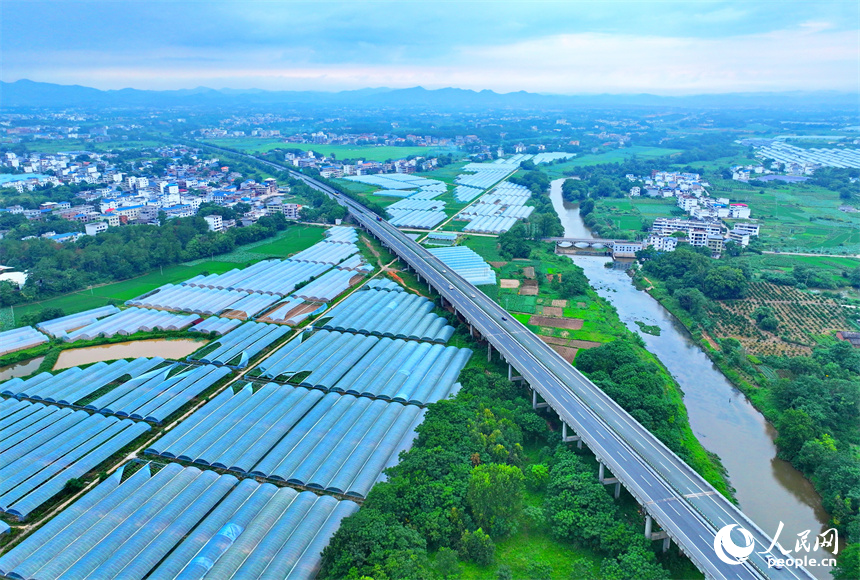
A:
[[732, 222, 760, 237], [652, 218, 723, 238], [85, 222, 108, 236], [727, 229, 751, 246], [647, 235, 678, 252], [729, 204, 751, 219], [204, 214, 223, 232]]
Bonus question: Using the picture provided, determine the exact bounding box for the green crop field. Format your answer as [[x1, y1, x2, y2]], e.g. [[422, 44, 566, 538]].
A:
[[415, 160, 470, 184], [247, 225, 326, 256], [462, 235, 504, 262], [612, 215, 643, 230], [710, 179, 860, 252], [543, 146, 682, 178], [204, 139, 453, 161], [631, 198, 679, 219]]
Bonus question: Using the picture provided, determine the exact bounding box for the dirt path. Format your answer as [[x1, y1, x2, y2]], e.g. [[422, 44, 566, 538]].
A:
[[360, 235, 388, 271], [702, 331, 719, 350]]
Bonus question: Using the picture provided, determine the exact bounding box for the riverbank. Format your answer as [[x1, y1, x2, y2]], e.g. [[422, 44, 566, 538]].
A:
[[632, 266, 857, 574], [548, 178, 840, 578], [462, 236, 733, 498]]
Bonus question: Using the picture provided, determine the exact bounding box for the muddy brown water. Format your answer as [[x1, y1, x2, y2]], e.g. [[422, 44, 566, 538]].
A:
[[53, 339, 207, 370]]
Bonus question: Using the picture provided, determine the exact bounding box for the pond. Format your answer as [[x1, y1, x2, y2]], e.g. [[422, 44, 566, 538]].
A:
[[53, 339, 207, 370]]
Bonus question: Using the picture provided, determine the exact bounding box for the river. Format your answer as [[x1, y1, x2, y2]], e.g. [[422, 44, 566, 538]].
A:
[[53, 339, 207, 370], [550, 179, 835, 577]]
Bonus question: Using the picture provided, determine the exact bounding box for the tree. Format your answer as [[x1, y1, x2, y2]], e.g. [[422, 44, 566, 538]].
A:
[[525, 464, 549, 491], [526, 561, 553, 580], [466, 463, 524, 537], [758, 316, 779, 332], [703, 266, 749, 299], [674, 287, 706, 316], [498, 224, 531, 259], [569, 558, 595, 580], [318, 509, 428, 579], [459, 528, 495, 565], [775, 408, 817, 461], [435, 547, 460, 579], [832, 543, 859, 580], [579, 199, 595, 216], [848, 267, 860, 288]]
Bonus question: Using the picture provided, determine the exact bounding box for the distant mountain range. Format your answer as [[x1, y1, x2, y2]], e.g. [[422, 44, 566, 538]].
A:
[[1, 79, 857, 110]]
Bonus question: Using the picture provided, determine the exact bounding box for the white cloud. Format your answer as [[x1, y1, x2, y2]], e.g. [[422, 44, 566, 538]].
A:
[[6, 23, 858, 93]]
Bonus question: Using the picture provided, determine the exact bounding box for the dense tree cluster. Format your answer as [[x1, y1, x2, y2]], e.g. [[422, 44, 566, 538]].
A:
[[550, 265, 590, 299], [757, 343, 860, 554], [575, 340, 688, 458], [545, 450, 669, 580], [640, 247, 750, 300], [318, 367, 675, 579], [759, 264, 841, 290], [0, 182, 100, 209], [0, 213, 289, 306], [809, 168, 860, 201]]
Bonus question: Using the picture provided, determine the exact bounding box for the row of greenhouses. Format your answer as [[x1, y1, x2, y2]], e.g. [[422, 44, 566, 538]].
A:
[[0, 462, 358, 580]]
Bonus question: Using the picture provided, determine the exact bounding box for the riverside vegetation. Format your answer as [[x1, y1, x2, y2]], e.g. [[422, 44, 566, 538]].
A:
[[634, 247, 860, 579]]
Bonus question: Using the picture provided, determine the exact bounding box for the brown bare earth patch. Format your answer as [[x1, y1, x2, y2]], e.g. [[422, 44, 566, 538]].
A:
[[541, 306, 564, 317], [540, 335, 602, 349], [220, 310, 249, 320], [519, 279, 539, 296], [569, 339, 601, 349], [500, 279, 521, 289], [577, 302, 586, 308], [489, 261, 508, 268], [550, 345, 578, 362], [552, 299, 568, 308], [529, 315, 583, 330], [257, 301, 319, 325], [523, 266, 536, 279]]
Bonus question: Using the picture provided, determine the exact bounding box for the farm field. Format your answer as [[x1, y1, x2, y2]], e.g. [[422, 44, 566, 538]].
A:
[[542, 146, 682, 178], [708, 178, 860, 252], [415, 160, 470, 184], [669, 154, 760, 172], [246, 224, 326, 256], [735, 253, 860, 288], [4, 260, 236, 328], [587, 196, 678, 237], [706, 281, 854, 357], [204, 138, 451, 161]]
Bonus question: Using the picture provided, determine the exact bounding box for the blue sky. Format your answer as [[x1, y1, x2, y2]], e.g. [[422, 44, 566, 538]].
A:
[[2, 0, 858, 94]]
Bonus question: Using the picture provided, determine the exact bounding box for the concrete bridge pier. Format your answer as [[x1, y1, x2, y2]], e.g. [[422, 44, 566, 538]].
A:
[[598, 461, 621, 499], [487, 342, 493, 362], [561, 422, 583, 449], [532, 389, 549, 410], [506, 362, 525, 382], [644, 515, 672, 552]]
